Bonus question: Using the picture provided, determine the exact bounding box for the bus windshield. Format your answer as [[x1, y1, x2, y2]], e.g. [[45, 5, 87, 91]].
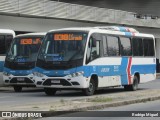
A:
[[6, 37, 42, 62], [38, 32, 88, 62]]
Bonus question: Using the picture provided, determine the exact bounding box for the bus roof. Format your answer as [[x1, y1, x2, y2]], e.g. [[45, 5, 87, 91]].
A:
[[0, 29, 15, 37], [48, 27, 92, 32], [48, 26, 154, 38], [15, 32, 46, 38]]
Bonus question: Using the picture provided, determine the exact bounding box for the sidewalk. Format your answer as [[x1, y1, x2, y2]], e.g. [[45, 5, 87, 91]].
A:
[[1, 89, 160, 113]]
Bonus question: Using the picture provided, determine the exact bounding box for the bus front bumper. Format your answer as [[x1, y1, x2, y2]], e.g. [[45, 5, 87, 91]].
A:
[[35, 75, 90, 89], [3, 75, 36, 86]]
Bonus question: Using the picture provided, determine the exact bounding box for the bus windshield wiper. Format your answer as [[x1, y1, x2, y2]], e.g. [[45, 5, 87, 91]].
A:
[[10, 56, 19, 62]]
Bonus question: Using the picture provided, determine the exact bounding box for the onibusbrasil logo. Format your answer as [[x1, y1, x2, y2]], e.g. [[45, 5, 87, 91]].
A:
[[1, 112, 42, 118]]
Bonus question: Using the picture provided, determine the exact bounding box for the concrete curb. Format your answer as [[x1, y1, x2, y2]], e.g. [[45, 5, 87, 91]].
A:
[[1, 95, 160, 119], [41, 95, 160, 117]]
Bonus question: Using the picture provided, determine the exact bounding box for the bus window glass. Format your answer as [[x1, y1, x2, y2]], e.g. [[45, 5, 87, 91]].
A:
[[120, 37, 132, 56], [132, 37, 143, 56], [102, 35, 108, 56], [39, 32, 88, 62], [86, 33, 101, 63], [107, 36, 119, 56], [5, 35, 13, 53], [143, 38, 155, 56], [0, 35, 5, 54], [8, 37, 42, 62]]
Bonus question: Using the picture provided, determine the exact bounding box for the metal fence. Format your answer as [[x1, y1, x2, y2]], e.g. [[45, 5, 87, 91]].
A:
[[0, 0, 159, 27]]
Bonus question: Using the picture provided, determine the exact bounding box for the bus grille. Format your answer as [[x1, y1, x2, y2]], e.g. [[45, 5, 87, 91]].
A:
[[43, 79, 72, 86], [10, 78, 34, 83]]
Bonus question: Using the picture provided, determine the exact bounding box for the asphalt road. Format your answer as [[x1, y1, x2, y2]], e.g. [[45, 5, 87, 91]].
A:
[[39, 100, 160, 120], [0, 79, 159, 107]]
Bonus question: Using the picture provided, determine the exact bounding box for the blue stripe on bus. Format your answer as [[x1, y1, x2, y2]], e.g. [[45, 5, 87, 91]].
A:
[[3, 67, 35, 76], [131, 65, 156, 74], [5, 63, 155, 77], [124, 32, 132, 37], [119, 27, 126, 32], [120, 57, 129, 85], [35, 64, 155, 79], [0, 61, 4, 72]]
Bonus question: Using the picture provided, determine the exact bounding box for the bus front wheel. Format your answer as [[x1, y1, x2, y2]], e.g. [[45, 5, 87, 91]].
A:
[[83, 79, 96, 96], [14, 86, 22, 92], [124, 76, 139, 91], [44, 88, 57, 96]]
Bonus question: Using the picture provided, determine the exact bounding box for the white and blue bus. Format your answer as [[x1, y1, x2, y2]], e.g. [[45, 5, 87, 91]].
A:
[[3, 33, 46, 92], [34, 26, 156, 96], [0, 29, 15, 86]]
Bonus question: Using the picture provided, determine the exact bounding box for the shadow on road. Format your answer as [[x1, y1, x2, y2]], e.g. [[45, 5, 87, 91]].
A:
[[0, 86, 152, 97], [48, 87, 150, 97], [0, 87, 44, 93]]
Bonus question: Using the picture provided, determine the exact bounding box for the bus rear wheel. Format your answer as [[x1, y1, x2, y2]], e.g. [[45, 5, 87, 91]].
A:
[[83, 79, 96, 96], [124, 76, 139, 91], [14, 86, 22, 92], [44, 88, 57, 96]]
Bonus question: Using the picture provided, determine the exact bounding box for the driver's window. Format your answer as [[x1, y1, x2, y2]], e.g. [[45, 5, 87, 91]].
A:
[[86, 33, 101, 64]]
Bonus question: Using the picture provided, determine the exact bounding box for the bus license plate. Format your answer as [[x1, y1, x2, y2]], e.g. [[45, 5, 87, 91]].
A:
[[51, 80, 60, 84], [17, 78, 25, 81]]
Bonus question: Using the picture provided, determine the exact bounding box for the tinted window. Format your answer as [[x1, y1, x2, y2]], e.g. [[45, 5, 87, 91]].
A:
[[107, 36, 119, 56], [0, 35, 13, 54], [143, 38, 155, 56], [0, 35, 5, 54], [132, 37, 143, 56], [5, 35, 13, 53], [120, 37, 132, 56]]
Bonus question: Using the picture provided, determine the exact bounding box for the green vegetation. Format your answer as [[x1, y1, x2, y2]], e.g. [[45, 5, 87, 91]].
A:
[[89, 97, 113, 102]]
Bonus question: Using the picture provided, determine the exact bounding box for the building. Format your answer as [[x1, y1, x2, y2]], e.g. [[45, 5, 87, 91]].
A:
[[0, 0, 160, 72]]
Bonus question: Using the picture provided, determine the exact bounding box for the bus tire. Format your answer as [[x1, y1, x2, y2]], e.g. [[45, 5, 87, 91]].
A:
[[124, 76, 139, 91], [14, 86, 22, 92], [130, 76, 139, 91], [44, 88, 57, 96], [82, 79, 96, 96]]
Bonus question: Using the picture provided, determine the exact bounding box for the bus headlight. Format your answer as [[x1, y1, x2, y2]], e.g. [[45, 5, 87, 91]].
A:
[[75, 71, 84, 76], [67, 71, 84, 78], [3, 72, 11, 76], [33, 72, 45, 77]]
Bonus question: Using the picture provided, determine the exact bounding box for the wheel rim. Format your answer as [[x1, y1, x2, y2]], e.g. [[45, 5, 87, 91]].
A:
[[88, 82, 94, 92]]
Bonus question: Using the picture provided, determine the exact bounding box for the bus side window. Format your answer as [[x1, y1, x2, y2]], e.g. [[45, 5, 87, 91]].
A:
[[120, 37, 132, 56], [5, 35, 13, 53], [0, 35, 5, 54], [0, 35, 13, 55], [143, 38, 155, 56], [86, 34, 101, 64], [102, 35, 108, 56], [132, 37, 143, 56], [107, 36, 119, 56]]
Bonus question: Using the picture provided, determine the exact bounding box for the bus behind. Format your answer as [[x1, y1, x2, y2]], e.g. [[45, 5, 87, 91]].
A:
[[3, 33, 46, 92], [0, 29, 15, 86]]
